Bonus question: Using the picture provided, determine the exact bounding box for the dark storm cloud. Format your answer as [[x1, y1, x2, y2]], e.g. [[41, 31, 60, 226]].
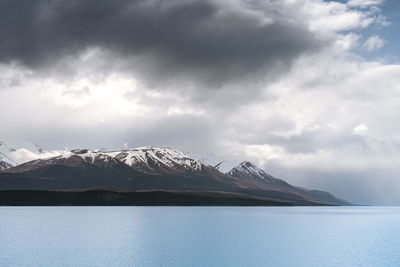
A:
[[0, 0, 326, 87]]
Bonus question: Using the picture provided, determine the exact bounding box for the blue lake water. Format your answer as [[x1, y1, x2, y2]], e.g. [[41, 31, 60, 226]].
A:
[[1, 206, 400, 266]]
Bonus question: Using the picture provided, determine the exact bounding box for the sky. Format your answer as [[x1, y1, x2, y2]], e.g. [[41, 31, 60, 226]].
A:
[[0, 0, 400, 204]]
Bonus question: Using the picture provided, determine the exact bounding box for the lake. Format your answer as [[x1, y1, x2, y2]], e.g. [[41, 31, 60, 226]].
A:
[[1, 207, 400, 266]]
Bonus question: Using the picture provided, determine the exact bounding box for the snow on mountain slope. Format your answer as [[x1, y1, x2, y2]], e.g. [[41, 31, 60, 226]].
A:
[[0, 160, 13, 171], [61, 149, 117, 164], [227, 161, 278, 181], [0, 140, 19, 167], [225, 161, 296, 191], [6, 149, 125, 173], [5, 146, 208, 174], [107, 147, 204, 174]]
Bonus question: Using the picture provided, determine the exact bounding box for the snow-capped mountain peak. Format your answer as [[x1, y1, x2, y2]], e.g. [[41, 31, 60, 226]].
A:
[[107, 146, 204, 174], [226, 161, 275, 180]]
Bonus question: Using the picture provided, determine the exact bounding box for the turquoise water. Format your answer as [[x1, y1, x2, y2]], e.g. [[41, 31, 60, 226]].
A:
[[1, 207, 400, 266]]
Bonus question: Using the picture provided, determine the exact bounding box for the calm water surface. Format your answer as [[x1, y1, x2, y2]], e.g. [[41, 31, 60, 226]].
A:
[[1, 206, 400, 266]]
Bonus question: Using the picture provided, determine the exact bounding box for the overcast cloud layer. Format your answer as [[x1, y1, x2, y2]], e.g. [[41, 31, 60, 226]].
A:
[[1, 0, 399, 204]]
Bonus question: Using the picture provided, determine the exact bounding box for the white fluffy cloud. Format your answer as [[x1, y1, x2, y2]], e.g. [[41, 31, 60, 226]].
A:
[[352, 124, 369, 136], [362, 34, 386, 51], [11, 149, 64, 163]]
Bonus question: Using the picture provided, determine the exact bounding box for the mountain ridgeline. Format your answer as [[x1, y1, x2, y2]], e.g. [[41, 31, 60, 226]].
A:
[[0, 147, 349, 206]]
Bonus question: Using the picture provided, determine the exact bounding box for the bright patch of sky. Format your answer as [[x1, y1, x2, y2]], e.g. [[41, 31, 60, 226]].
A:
[[335, 0, 400, 61]]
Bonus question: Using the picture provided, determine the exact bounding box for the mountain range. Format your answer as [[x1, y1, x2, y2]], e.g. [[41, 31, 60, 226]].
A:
[[0, 145, 349, 206]]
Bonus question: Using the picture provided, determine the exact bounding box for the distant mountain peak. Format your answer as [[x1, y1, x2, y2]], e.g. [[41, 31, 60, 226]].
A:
[[227, 161, 275, 180], [238, 161, 259, 169]]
